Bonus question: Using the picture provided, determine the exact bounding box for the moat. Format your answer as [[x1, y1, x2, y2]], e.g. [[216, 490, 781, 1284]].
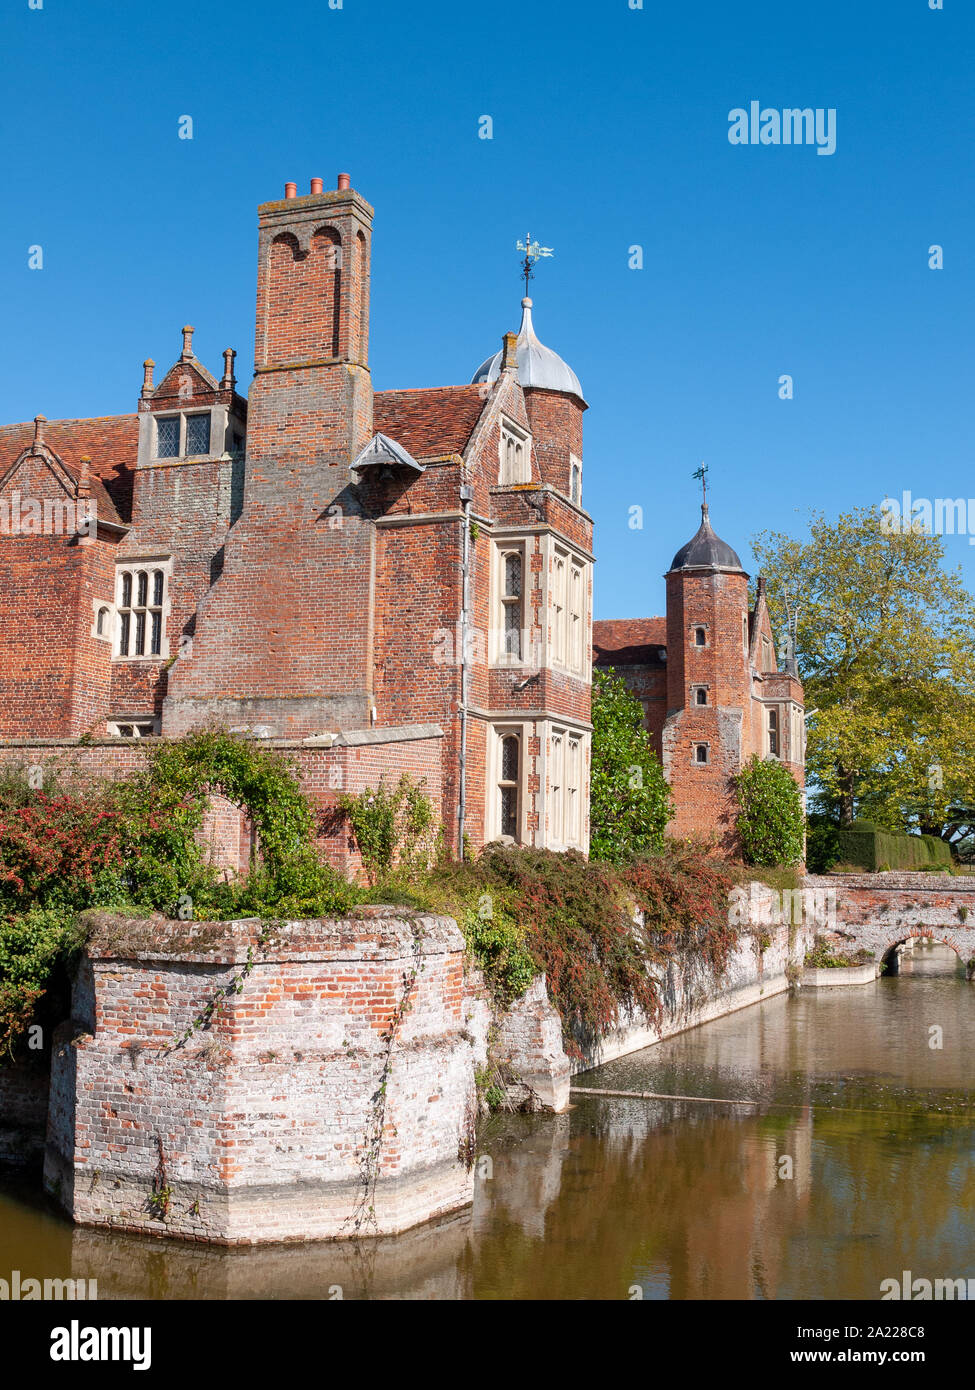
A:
[[1, 944, 972, 1300]]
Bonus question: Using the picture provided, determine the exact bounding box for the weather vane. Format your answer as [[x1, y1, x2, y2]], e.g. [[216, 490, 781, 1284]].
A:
[[516, 233, 554, 295], [692, 462, 709, 505]]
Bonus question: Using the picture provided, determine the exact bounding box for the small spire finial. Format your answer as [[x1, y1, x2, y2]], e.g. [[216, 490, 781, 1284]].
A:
[[33, 414, 46, 449], [516, 234, 554, 296], [77, 454, 91, 499], [141, 359, 155, 398], [181, 325, 195, 361]]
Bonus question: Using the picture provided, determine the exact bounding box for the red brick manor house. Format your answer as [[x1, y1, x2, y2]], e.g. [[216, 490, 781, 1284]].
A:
[[0, 173, 802, 862]]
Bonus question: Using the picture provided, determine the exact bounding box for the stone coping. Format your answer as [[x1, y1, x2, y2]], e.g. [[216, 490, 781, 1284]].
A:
[[804, 873, 975, 891], [78, 908, 463, 966], [802, 961, 881, 988], [0, 722, 444, 751]]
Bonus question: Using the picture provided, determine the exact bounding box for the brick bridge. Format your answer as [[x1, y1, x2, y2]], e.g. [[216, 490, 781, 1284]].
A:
[[805, 873, 975, 972]]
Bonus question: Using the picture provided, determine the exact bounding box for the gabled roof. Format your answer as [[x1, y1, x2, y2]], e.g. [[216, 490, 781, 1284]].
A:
[[0, 415, 138, 522], [593, 617, 668, 666], [373, 386, 485, 459]]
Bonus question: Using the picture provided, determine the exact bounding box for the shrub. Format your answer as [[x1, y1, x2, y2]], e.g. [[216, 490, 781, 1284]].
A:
[[733, 756, 805, 866], [806, 815, 841, 874], [590, 668, 671, 864], [0, 731, 360, 1056]]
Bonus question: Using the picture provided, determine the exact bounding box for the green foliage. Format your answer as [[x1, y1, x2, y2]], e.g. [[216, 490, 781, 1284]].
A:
[[834, 820, 953, 873], [459, 903, 536, 1007], [806, 814, 841, 874], [590, 667, 671, 864], [0, 730, 356, 1056], [752, 505, 975, 840], [338, 774, 440, 885], [733, 755, 805, 866], [805, 939, 874, 969], [420, 842, 736, 1058]]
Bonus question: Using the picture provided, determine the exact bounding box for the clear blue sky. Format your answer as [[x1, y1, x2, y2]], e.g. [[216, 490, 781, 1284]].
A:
[[2, 0, 973, 616]]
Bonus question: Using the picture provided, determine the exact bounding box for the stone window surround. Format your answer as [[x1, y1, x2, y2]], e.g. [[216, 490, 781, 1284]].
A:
[[498, 415, 532, 486], [692, 741, 711, 766], [766, 703, 780, 758], [487, 720, 531, 845], [490, 537, 529, 667], [107, 717, 160, 739], [137, 402, 245, 470], [112, 556, 173, 662], [90, 598, 114, 644], [569, 452, 583, 506], [691, 683, 710, 706], [540, 720, 589, 852], [541, 533, 591, 681], [692, 623, 709, 647]]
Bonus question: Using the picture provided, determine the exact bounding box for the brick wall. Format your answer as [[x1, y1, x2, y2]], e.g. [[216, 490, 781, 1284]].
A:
[[0, 726, 443, 878]]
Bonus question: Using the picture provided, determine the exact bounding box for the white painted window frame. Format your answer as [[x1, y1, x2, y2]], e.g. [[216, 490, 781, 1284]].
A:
[[113, 557, 173, 662]]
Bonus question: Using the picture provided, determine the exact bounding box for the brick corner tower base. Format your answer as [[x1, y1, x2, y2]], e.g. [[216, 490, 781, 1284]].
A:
[[44, 909, 483, 1245]]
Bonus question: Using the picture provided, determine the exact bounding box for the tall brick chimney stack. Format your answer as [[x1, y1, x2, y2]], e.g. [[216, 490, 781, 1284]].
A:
[[162, 173, 379, 738]]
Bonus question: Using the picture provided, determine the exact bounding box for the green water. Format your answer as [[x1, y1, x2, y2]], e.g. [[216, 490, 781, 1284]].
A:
[[1, 944, 972, 1299]]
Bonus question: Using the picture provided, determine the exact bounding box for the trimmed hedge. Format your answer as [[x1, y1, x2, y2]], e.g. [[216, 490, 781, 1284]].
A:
[[835, 821, 952, 872]]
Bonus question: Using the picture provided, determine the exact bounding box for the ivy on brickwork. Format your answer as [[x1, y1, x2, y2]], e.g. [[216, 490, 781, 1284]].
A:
[[338, 774, 441, 885], [733, 755, 805, 867], [0, 732, 354, 1058], [347, 917, 427, 1236], [164, 920, 276, 1056]]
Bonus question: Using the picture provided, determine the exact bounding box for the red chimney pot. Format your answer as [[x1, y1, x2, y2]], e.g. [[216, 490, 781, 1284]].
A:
[[284, 182, 297, 199], [310, 177, 323, 195], [337, 172, 351, 191]]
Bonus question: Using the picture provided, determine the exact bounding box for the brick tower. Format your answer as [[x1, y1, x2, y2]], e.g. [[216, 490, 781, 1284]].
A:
[[662, 504, 754, 844]]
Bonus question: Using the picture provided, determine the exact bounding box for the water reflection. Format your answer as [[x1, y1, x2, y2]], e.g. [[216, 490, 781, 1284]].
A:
[[0, 948, 971, 1299]]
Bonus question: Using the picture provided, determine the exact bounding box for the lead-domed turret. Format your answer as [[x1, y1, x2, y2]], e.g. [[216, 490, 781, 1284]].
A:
[[472, 298, 584, 401], [669, 504, 745, 573]]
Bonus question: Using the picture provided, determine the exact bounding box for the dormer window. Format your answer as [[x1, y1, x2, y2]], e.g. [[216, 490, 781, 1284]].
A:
[[154, 411, 213, 460], [499, 419, 531, 484]]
